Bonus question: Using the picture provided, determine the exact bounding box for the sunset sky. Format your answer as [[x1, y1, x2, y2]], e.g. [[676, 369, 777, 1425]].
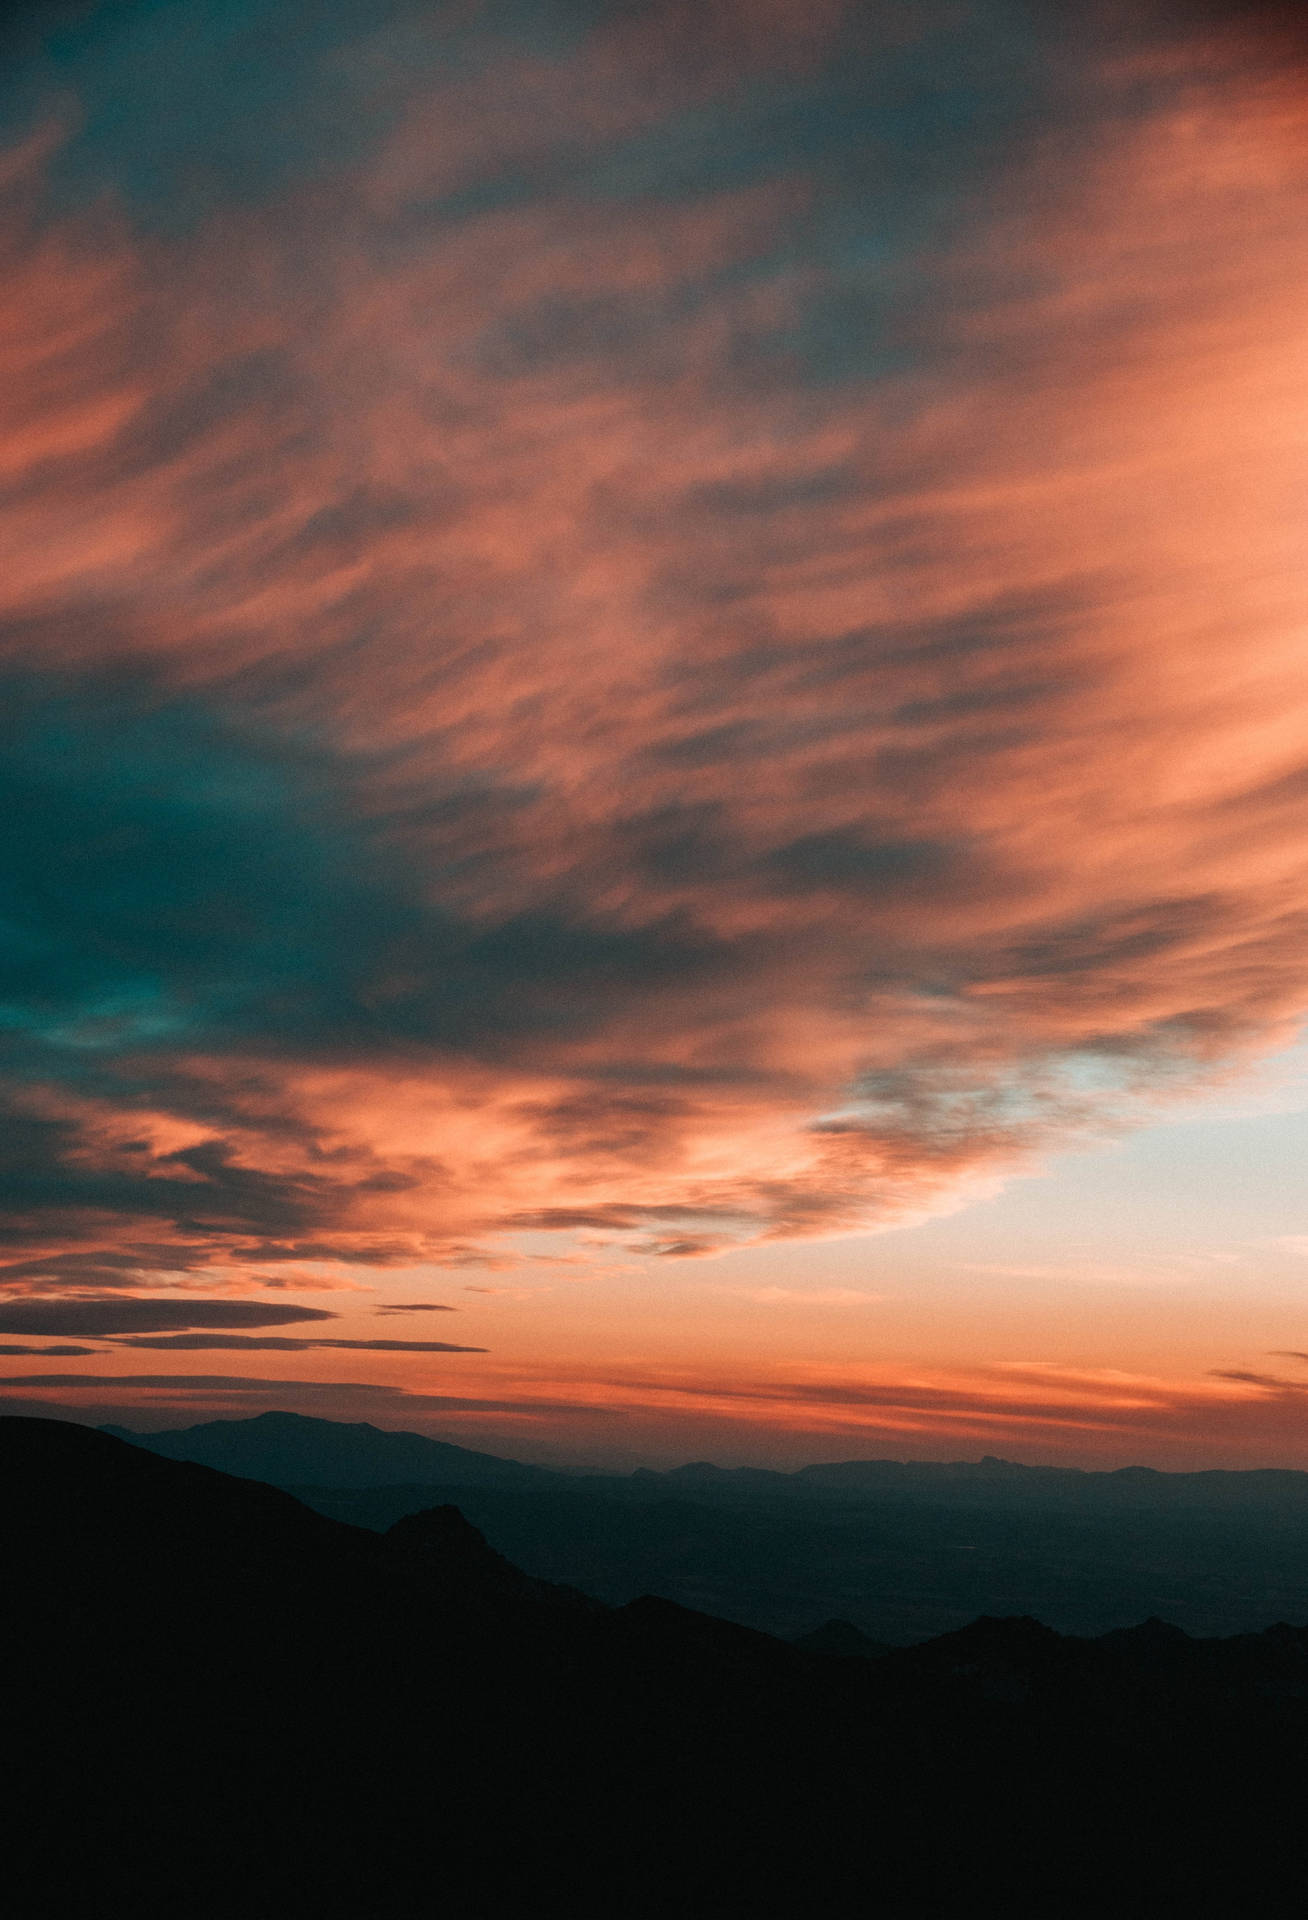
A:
[[2, 0, 1308, 1468]]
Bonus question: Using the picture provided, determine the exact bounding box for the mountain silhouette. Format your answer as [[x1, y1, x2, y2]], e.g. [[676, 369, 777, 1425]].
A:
[[386, 1501, 601, 1615], [6, 1412, 1308, 1917], [792, 1617, 892, 1660], [102, 1407, 556, 1486], [102, 1413, 1308, 1645]]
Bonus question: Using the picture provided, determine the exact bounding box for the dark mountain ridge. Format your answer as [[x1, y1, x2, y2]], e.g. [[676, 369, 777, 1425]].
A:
[[9, 1413, 1308, 1916], [100, 1407, 556, 1487], [7, 1413, 1308, 1916], [658, 1450, 1308, 1510]]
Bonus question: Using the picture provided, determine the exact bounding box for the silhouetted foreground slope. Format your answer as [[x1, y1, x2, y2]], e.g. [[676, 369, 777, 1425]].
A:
[[6, 1417, 1308, 1918]]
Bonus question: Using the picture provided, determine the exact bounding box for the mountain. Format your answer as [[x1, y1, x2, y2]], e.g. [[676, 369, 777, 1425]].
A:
[[681, 1451, 1308, 1512], [104, 1412, 1308, 1512], [5, 1413, 1308, 1917], [95, 1413, 1308, 1642], [792, 1617, 892, 1659], [101, 1407, 557, 1487]]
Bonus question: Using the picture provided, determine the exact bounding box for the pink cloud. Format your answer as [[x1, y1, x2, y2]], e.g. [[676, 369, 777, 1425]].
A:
[[0, 5, 1305, 1299]]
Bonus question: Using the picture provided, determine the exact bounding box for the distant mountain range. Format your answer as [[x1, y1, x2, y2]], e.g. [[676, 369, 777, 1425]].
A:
[[103, 1411, 1308, 1644], [7, 1412, 1308, 1918], [664, 1451, 1308, 1509], [106, 1410, 1308, 1509], [102, 1408, 556, 1488]]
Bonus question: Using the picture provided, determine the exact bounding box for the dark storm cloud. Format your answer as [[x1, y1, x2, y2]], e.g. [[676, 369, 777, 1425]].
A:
[[0, 660, 742, 1263], [0, 1087, 338, 1245], [0, 0, 402, 228], [0, 664, 727, 1072], [0, 1299, 336, 1336]]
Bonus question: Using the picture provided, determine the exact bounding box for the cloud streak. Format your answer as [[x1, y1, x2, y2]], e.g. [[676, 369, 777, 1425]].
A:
[[374, 1303, 456, 1315], [112, 1335, 486, 1352], [0, 1299, 337, 1336], [0, 1344, 96, 1356], [5, 1352, 1308, 1469]]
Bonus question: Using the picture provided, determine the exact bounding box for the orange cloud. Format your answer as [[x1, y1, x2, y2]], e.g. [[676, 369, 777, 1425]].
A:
[[0, 4, 1305, 1303]]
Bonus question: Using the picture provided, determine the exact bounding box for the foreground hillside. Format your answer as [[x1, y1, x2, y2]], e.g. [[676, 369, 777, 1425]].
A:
[[7, 1414, 1308, 1917]]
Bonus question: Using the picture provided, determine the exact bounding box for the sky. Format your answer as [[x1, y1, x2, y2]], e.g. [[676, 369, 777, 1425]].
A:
[[2, 0, 1308, 1469]]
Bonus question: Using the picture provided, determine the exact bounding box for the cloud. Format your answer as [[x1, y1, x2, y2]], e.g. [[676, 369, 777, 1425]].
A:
[[1209, 1368, 1300, 1390], [0, 1245, 364, 1294], [379, 1353, 1308, 1462], [0, 1374, 413, 1392], [113, 1335, 486, 1352], [0, 1378, 612, 1419], [374, 1303, 456, 1314], [0, 1374, 394, 1391], [639, 1238, 730, 1260], [0, 0, 1305, 1293], [8, 1349, 1307, 1467], [0, 1343, 97, 1356], [0, 1299, 337, 1335]]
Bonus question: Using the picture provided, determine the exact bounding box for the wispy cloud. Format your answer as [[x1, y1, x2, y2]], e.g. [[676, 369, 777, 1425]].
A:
[[7, 1350, 1308, 1467], [0, 0, 1304, 1308]]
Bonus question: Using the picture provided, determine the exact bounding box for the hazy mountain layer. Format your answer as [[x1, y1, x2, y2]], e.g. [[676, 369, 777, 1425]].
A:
[[101, 1408, 556, 1487], [108, 1412, 1308, 1641]]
